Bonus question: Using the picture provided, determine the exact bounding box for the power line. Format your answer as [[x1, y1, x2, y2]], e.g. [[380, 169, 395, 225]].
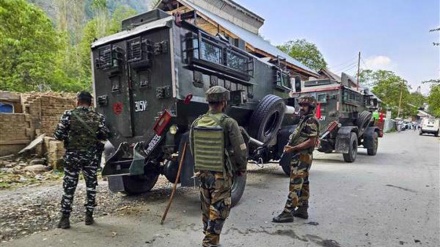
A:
[[328, 56, 358, 70]]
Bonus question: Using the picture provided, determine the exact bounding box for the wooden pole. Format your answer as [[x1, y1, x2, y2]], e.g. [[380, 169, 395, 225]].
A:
[[160, 142, 187, 225]]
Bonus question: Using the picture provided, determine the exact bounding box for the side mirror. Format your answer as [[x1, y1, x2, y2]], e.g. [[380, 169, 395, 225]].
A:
[[294, 76, 301, 92]]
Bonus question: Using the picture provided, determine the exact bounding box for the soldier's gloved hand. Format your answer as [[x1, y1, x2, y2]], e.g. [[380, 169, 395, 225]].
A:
[[235, 170, 246, 177]]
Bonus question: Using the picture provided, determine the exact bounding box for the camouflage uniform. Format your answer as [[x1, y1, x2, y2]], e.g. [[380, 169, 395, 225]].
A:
[[190, 86, 247, 247], [54, 106, 109, 215], [283, 112, 319, 212]]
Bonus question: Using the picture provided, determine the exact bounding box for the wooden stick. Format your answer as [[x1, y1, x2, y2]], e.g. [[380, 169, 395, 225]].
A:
[[160, 142, 187, 224]]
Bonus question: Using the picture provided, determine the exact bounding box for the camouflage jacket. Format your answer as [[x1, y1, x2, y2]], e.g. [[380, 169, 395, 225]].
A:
[[288, 113, 319, 154], [54, 106, 109, 152], [190, 110, 248, 173]]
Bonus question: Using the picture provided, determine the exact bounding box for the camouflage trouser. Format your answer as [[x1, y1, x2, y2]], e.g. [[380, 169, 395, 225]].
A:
[[60, 150, 100, 215], [284, 153, 313, 212], [199, 171, 232, 246]]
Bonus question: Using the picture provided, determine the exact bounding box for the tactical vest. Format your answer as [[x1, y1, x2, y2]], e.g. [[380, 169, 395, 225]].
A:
[[192, 113, 227, 172], [289, 114, 320, 154], [66, 108, 100, 151]]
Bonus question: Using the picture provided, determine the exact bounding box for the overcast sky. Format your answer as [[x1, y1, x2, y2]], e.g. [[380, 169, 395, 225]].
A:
[[235, 0, 439, 95]]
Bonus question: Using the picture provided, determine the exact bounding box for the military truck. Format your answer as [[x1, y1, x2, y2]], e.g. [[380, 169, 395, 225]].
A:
[[279, 74, 382, 175], [91, 9, 306, 206]]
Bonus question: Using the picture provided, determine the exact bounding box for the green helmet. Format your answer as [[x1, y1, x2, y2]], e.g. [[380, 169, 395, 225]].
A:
[[205, 86, 230, 103], [298, 95, 317, 108]]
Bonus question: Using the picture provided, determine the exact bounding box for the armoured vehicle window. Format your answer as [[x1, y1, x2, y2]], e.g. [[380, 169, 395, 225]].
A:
[[200, 40, 222, 64], [275, 71, 291, 90], [317, 93, 327, 103]]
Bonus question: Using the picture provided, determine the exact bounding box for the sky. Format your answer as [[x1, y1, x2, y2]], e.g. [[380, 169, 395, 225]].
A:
[[234, 0, 440, 95]]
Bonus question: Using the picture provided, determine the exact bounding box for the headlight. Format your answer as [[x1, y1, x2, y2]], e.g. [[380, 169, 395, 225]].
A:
[[169, 124, 178, 135]]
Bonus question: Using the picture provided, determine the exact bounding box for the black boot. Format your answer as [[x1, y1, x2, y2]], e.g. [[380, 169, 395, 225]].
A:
[[57, 213, 70, 229], [272, 211, 294, 223], [85, 211, 94, 225], [293, 206, 309, 219]]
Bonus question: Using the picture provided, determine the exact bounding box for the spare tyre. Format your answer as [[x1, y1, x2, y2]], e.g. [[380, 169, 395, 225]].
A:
[[248, 94, 286, 144], [356, 111, 372, 136]]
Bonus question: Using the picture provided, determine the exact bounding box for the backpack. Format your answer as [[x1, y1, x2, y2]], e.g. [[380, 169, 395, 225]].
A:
[[192, 113, 227, 172]]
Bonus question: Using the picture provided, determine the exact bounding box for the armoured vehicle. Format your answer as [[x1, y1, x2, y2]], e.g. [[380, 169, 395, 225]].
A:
[[279, 74, 382, 175], [91, 9, 304, 206]]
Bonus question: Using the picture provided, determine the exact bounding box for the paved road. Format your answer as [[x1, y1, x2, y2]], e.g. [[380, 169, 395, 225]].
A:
[[3, 131, 439, 247]]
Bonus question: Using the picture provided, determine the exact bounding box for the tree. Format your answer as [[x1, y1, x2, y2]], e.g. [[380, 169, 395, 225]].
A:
[[0, 0, 61, 91], [277, 39, 327, 71], [360, 70, 413, 118], [428, 85, 440, 117]]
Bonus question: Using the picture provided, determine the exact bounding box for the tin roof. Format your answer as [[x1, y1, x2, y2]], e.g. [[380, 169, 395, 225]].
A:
[[179, 0, 318, 76]]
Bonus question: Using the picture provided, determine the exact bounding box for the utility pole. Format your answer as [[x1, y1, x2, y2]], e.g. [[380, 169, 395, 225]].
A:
[[356, 51, 361, 90], [397, 80, 404, 118]]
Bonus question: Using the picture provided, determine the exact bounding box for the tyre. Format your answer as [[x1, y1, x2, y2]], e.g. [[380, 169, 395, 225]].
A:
[[122, 173, 159, 195], [367, 132, 378, 156], [356, 111, 372, 136], [231, 172, 247, 207], [343, 132, 358, 163], [435, 131, 439, 137], [419, 131, 423, 136], [248, 94, 286, 144]]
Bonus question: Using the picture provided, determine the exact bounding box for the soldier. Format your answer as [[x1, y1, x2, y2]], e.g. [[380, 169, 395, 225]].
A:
[[273, 95, 319, 223], [54, 91, 109, 229], [190, 86, 247, 247]]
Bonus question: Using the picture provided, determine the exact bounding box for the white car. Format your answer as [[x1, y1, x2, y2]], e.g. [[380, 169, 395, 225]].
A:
[[420, 118, 439, 137]]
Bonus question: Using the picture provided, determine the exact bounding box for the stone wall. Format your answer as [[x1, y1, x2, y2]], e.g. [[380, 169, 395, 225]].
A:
[[0, 114, 31, 156], [0, 92, 76, 157]]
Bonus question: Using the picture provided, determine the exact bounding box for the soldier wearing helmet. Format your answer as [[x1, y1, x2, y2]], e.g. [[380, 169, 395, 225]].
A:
[[190, 86, 247, 247], [54, 91, 109, 229], [273, 95, 319, 223]]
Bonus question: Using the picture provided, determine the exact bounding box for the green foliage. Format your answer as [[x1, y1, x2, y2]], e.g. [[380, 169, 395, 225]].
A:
[[277, 39, 327, 71], [361, 69, 429, 118], [428, 84, 440, 117], [0, 0, 61, 92], [1, 0, 140, 92]]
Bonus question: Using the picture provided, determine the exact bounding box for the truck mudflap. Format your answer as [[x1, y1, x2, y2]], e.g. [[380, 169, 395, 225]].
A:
[[363, 126, 380, 149], [335, 126, 358, 153], [102, 135, 164, 177]]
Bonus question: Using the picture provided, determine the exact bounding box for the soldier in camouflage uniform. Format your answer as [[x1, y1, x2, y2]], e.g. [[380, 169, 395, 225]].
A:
[[54, 91, 109, 229], [273, 96, 319, 223], [190, 86, 247, 247]]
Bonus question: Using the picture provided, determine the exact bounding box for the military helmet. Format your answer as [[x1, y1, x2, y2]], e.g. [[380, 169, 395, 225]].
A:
[[298, 95, 317, 108], [205, 86, 230, 102]]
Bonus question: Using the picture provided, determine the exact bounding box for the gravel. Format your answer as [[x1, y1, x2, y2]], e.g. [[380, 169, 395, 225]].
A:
[[0, 175, 183, 242]]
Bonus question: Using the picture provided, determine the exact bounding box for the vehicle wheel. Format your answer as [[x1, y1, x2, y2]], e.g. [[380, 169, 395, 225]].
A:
[[343, 132, 358, 163], [356, 111, 372, 136], [419, 131, 423, 136], [122, 173, 159, 195], [248, 94, 286, 144], [435, 131, 439, 137], [367, 132, 378, 156], [231, 172, 247, 207]]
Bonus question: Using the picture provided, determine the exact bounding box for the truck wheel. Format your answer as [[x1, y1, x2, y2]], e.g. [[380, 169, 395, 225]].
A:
[[122, 173, 159, 195], [248, 94, 286, 144], [343, 132, 358, 163], [356, 111, 372, 136], [231, 172, 247, 207], [435, 130, 439, 137], [367, 132, 378, 156], [419, 131, 423, 136]]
